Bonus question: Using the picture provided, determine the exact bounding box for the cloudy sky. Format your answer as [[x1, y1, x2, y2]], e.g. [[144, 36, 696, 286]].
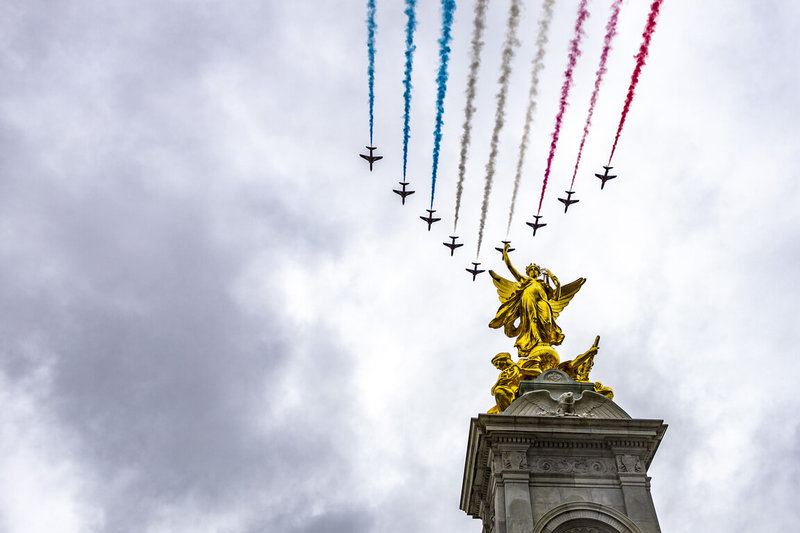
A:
[[1, 1, 798, 532]]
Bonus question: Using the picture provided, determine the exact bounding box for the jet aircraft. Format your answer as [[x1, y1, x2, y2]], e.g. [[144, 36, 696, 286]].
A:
[[392, 181, 415, 205], [595, 165, 617, 189], [359, 146, 383, 171], [558, 190, 579, 213], [495, 240, 515, 255], [443, 236, 463, 256], [466, 262, 485, 281], [420, 209, 441, 231], [526, 215, 547, 236]]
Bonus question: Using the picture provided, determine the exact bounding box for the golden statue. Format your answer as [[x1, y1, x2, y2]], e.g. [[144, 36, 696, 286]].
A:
[[487, 352, 544, 414], [487, 353, 521, 414], [489, 243, 585, 374], [486, 244, 613, 413], [556, 336, 613, 400], [558, 335, 600, 382]]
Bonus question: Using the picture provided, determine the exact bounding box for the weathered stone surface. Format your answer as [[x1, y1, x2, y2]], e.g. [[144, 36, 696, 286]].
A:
[[461, 372, 666, 533]]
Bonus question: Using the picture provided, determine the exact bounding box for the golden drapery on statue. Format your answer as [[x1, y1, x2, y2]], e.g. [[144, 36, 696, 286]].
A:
[[486, 244, 613, 413], [489, 243, 585, 368]]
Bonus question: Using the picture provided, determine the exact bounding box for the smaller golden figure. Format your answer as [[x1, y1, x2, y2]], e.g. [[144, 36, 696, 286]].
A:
[[557, 336, 614, 399], [558, 335, 600, 382], [488, 352, 546, 414], [487, 353, 521, 414]]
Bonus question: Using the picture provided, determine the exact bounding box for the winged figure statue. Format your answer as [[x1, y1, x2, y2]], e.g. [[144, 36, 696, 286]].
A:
[[488, 243, 585, 373]]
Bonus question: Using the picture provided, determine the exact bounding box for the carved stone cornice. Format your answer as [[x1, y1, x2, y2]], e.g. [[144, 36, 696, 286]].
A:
[[460, 414, 667, 519]]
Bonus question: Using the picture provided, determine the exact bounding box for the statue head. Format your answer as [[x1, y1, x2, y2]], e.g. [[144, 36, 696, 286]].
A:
[[491, 352, 513, 369], [525, 263, 541, 278]]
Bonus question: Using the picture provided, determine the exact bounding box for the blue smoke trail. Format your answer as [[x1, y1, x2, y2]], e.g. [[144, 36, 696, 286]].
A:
[[430, 0, 456, 208], [401, 0, 418, 181], [366, 0, 377, 145]]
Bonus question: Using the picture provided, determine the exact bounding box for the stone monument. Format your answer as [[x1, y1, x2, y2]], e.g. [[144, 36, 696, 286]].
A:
[[460, 246, 667, 533]]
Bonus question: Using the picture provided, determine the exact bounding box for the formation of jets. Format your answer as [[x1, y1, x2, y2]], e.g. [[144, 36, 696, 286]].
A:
[[420, 209, 441, 231], [558, 190, 579, 213], [443, 235, 463, 256], [595, 165, 617, 189], [393, 181, 415, 204], [359, 146, 383, 171], [465, 262, 485, 281], [358, 153, 624, 281]]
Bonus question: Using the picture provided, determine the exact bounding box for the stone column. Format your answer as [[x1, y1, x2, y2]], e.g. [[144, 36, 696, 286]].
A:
[[611, 448, 662, 533], [491, 444, 534, 533]]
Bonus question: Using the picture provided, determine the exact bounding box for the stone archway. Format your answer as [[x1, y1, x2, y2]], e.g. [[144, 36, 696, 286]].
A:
[[533, 502, 644, 533]]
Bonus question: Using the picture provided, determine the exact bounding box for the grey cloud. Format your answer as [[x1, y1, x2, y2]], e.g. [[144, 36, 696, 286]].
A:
[[735, 418, 800, 531], [0, 2, 368, 531], [0, 175, 366, 530], [252, 508, 375, 533]]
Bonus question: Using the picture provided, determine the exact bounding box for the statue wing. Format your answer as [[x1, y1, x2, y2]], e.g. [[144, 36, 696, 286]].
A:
[[489, 270, 518, 302], [550, 277, 586, 320]]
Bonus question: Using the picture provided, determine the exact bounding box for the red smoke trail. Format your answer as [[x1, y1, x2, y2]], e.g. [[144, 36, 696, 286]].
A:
[[569, 0, 622, 190], [537, 0, 590, 215], [608, 0, 664, 164]]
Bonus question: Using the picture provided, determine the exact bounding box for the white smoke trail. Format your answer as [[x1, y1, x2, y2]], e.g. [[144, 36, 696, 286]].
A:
[[453, 0, 489, 232], [506, 0, 555, 234], [476, 0, 521, 257]]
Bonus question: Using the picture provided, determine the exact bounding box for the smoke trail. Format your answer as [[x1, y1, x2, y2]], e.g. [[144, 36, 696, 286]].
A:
[[452, 0, 489, 232], [429, 0, 456, 208], [608, 0, 664, 164], [506, 0, 555, 235], [476, 0, 522, 256], [401, 0, 418, 181], [366, 0, 377, 145], [569, 0, 622, 189], [537, 0, 590, 215]]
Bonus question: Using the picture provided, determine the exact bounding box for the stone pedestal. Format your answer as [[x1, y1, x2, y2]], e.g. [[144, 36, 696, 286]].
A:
[[460, 370, 667, 533]]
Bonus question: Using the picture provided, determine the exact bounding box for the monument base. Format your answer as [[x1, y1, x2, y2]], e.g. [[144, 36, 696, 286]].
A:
[[460, 370, 667, 533]]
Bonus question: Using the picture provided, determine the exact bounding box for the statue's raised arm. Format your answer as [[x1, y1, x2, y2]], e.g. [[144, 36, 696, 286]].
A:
[[501, 242, 522, 281]]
